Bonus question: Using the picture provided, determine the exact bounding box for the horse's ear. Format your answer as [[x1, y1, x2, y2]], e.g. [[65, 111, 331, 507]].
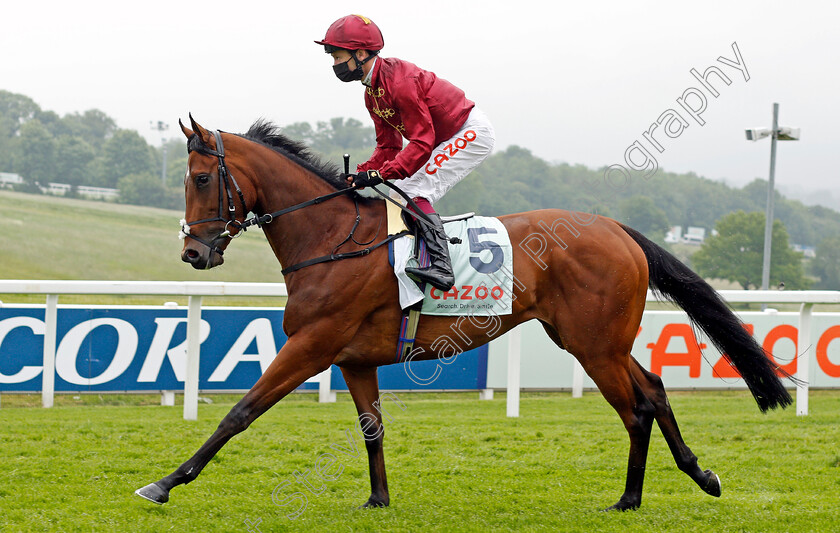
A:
[[179, 119, 194, 139], [189, 113, 212, 144]]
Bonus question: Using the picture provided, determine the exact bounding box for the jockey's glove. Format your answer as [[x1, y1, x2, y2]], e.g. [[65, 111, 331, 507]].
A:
[[352, 170, 383, 189]]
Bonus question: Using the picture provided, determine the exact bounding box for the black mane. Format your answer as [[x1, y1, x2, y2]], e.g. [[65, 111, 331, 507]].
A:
[[240, 119, 346, 190]]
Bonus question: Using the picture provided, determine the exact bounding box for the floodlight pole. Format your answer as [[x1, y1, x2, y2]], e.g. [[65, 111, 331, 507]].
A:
[[151, 121, 170, 186], [761, 103, 779, 292], [161, 144, 169, 186]]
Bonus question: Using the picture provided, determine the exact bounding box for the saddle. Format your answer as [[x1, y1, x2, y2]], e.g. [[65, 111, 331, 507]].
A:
[[386, 200, 474, 234], [389, 204, 498, 363]]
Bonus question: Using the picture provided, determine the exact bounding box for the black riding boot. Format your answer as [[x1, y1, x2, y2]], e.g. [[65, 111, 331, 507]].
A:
[[406, 213, 455, 292]]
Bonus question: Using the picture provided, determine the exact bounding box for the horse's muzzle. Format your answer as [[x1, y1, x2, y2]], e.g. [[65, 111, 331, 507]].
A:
[[181, 241, 225, 270]]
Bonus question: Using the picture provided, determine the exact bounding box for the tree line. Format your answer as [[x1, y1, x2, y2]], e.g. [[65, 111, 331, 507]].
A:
[[0, 90, 186, 208], [3, 89, 840, 288]]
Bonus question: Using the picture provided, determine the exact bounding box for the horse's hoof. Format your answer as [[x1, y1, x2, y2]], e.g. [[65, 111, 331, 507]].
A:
[[702, 469, 722, 497], [602, 499, 639, 512], [135, 483, 170, 505], [359, 496, 388, 509]]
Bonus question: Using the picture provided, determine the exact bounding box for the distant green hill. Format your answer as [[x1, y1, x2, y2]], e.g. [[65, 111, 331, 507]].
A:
[[0, 190, 286, 304], [436, 145, 840, 249]]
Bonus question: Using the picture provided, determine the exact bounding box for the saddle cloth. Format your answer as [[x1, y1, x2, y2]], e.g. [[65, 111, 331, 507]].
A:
[[388, 212, 514, 316]]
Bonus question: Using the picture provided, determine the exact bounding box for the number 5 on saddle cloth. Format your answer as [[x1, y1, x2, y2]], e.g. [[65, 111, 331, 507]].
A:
[[386, 201, 515, 362]]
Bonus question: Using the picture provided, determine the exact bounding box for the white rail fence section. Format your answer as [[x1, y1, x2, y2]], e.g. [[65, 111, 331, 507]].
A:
[[0, 280, 333, 420], [2, 281, 838, 419], [504, 290, 840, 418]]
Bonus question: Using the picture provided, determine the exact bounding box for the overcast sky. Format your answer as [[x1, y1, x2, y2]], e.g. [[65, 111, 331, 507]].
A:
[[2, 0, 838, 194]]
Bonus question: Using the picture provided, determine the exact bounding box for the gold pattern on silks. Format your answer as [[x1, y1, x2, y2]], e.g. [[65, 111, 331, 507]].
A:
[[368, 85, 404, 136], [374, 107, 396, 119]]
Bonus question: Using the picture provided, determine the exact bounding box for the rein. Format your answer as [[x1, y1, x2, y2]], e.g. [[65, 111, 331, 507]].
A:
[[181, 130, 433, 275]]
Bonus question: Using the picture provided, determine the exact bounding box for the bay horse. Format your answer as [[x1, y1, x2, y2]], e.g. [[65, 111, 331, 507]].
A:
[[135, 115, 792, 512]]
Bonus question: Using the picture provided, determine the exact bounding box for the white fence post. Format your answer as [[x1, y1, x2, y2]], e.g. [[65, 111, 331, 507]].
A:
[[161, 391, 175, 406], [317, 367, 336, 403], [506, 326, 521, 417], [572, 360, 584, 398], [797, 302, 813, 416], [183, 295, 202, 421], [42, 294, 58, 408]]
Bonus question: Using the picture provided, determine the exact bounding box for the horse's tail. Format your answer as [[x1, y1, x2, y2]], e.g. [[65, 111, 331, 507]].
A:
[[620, 223, 792, 412]]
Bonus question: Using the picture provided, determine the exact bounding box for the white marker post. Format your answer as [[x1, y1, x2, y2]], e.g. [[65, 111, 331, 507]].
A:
[[506, 326, 521, 417], [183, 295, 202, 420]]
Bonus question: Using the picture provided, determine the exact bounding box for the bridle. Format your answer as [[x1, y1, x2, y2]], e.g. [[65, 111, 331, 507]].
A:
[[180, 129, 437, 274], [179, 130, 248, 262]]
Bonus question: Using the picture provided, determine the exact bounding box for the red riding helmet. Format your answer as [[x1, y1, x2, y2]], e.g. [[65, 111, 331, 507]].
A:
[[315, 14, 384, 51]]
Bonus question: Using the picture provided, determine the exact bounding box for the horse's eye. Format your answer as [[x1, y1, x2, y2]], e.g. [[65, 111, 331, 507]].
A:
[[195, 174, 210, 187]]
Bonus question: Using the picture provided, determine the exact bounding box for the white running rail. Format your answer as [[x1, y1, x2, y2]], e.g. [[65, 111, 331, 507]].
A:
[[0, 280, 339, 420], [506, 290, 840, 418]]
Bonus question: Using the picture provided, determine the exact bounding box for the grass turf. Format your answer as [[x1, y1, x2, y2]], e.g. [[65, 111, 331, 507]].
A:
[[1, 390, 839, 532]]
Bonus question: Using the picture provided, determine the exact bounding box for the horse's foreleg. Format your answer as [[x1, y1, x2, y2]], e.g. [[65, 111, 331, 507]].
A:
[[340, 366, 390, 508], [135, 337, 334, 505], [630, 358, 721, 497]]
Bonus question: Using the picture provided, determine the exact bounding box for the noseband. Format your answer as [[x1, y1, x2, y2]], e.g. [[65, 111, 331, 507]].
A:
[[179, 130, 248, 261]]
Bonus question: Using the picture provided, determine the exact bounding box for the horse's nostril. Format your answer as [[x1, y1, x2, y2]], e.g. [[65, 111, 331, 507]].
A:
[[183, 248, 200, 263]]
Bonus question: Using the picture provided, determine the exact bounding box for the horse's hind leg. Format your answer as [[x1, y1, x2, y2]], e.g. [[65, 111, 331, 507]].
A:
[[542, 323, 654, 510], [340, 366, 390, 508], [591, 364, 656, 511], [630, 358, 721, 497]]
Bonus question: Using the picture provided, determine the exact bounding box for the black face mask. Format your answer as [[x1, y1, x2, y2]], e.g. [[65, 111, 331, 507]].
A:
[[333, 57, 363, 83]]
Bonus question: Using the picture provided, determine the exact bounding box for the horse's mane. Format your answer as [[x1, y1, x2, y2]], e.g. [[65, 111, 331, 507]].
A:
[[239, 119, 347, 190]]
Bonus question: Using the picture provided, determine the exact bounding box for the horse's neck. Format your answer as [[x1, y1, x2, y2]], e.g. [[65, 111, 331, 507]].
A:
[[250, 156, 358, 275]]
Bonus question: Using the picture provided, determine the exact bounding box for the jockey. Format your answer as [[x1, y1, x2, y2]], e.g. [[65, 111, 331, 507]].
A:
[[315, 14, 495, 292]]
